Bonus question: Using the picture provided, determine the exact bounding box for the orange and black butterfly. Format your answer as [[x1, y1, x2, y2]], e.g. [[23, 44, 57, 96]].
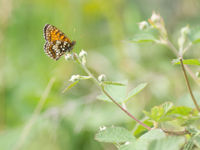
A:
[[43, 24, 76, 60]]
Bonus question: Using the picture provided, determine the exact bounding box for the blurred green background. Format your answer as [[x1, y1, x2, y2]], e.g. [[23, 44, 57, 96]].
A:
[[0, 0, 200, 149]]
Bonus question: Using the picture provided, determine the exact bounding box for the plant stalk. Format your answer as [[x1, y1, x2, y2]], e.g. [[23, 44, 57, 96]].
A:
[[179, 57, 200, 112], [74, 54, 152, 130]]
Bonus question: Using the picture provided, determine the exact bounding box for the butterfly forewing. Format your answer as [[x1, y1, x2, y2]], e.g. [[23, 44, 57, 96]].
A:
[[43, 24, 76, 60]]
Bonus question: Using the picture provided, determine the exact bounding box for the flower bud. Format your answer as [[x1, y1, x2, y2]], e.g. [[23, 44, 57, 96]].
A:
[[65, 53, 73, 60], [138, 21, 149, 30], [98, 74, 106, 82], [79, 49, 87, 58], [99, 126, 106, 131], [150, 12, 161, 23], [69, 74, 80, 82]]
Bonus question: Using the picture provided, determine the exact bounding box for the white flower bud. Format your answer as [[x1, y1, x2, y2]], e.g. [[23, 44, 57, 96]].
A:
[[138, 21, 149, 30], [150, 12, 161, 23], [98, 74, 106, 82], [181, 26, 190, 36], [99, 126, 106, 131], [196, 72, 200, 78], [65, 53, 73, 60], [69, 75, 80, 82], [79, 49, 87, 58]]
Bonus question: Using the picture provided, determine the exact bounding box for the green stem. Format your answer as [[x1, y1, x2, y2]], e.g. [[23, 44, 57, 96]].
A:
[[73, 53, 151, 130]]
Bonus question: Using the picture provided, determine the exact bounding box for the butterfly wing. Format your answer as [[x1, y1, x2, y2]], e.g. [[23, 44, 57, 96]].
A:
[[43, 24, 76, 60]]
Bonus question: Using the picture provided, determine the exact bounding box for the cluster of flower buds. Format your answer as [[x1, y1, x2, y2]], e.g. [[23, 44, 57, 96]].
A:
[[138, 12, 167, 40]]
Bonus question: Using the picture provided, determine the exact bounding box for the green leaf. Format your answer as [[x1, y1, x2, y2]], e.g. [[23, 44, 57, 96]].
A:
[[120, 129, 166, 150], [188, 27, 200, 44], [62, 80, 79, 93], [194, 135, 200, 148], [97, 81, 127, 103], [183, 138, 194, 150], [169, 106, 194, 116], [172, 59, 200, 66], [123, 83, 147, 103], [144, 102, 174, 122], [95, 126, 136, 143], [134, 119, 153, 138], [103, 81, 126, 86], [131, 33, 157, 43], [149, 136, 185, 150]]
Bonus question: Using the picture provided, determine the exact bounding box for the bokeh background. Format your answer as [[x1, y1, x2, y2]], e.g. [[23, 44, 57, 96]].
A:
[[0, 0, 200, 149]]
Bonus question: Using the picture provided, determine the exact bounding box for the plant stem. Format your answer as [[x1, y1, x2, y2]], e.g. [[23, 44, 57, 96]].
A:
[[101, 86, 151, 130], [179, 57, 200, 112], [13, 78, 55, 150], [74, 54, 152, 130], [162, 128, 189, 136]]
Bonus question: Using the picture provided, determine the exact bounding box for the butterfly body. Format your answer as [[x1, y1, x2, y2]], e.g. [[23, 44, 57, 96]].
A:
[[43, 24, 76, 60]]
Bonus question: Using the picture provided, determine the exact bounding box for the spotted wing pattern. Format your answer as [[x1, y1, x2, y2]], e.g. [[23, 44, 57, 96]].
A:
[[43, 24, 76, 60]]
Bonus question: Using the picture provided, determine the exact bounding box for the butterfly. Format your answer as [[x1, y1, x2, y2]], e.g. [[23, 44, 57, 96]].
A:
[[43, 24, 76, 60]]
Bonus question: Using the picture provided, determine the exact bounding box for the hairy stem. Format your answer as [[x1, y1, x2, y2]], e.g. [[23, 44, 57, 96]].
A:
[[74, 53, 151, 130], [179, 58, 200, 112]]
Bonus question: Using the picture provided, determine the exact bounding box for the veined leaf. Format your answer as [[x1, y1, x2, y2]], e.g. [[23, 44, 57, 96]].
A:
[[149, 136, 185, 150], [120, 129, 165, 150], [95, 126, 135, 143]]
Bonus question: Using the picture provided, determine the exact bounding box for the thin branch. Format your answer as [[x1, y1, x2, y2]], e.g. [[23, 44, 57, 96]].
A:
[[179, 58, 200, 112], [73, 54, 152, 131], [13, 78, 55, 150], [162, 128, 189, 136], [101, 87, 151, 130]]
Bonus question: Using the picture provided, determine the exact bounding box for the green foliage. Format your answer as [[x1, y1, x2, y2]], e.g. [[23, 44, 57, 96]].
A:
[[188, 27, 200, 44], [95, 126, 135, 143], [172, 59, 200, 66], [97, 82, 147, 103]]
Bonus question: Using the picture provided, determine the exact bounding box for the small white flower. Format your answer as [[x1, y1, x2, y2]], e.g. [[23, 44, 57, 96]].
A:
[[150, 12, 161, 23], [99, 126, 106, 131], [124, 142, 130, 145], [69, 75, 80, 82], [65, 53, 72, 60], [138, 21, 149, 30], [98, 74, 106, 82], [196, 72, 200, 78], [181, 26, 190, 36], [79, 49, 87, 58]]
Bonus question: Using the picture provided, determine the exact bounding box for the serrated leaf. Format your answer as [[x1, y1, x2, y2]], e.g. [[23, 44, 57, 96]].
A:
[[144, 102, 174, 122], [95, 126, 135, 143], [120, 129, 165, 150], [169, 106, 193, 116], [188, 27, 200, 44], [62, 80, 79, 93], [123, 83, 147, 103], [97, 81, 127, 103], [149, 136, 185, 150], [103, 81, 126, 86], [131, 33, 157, 43], [172, 59, 200, 66]]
